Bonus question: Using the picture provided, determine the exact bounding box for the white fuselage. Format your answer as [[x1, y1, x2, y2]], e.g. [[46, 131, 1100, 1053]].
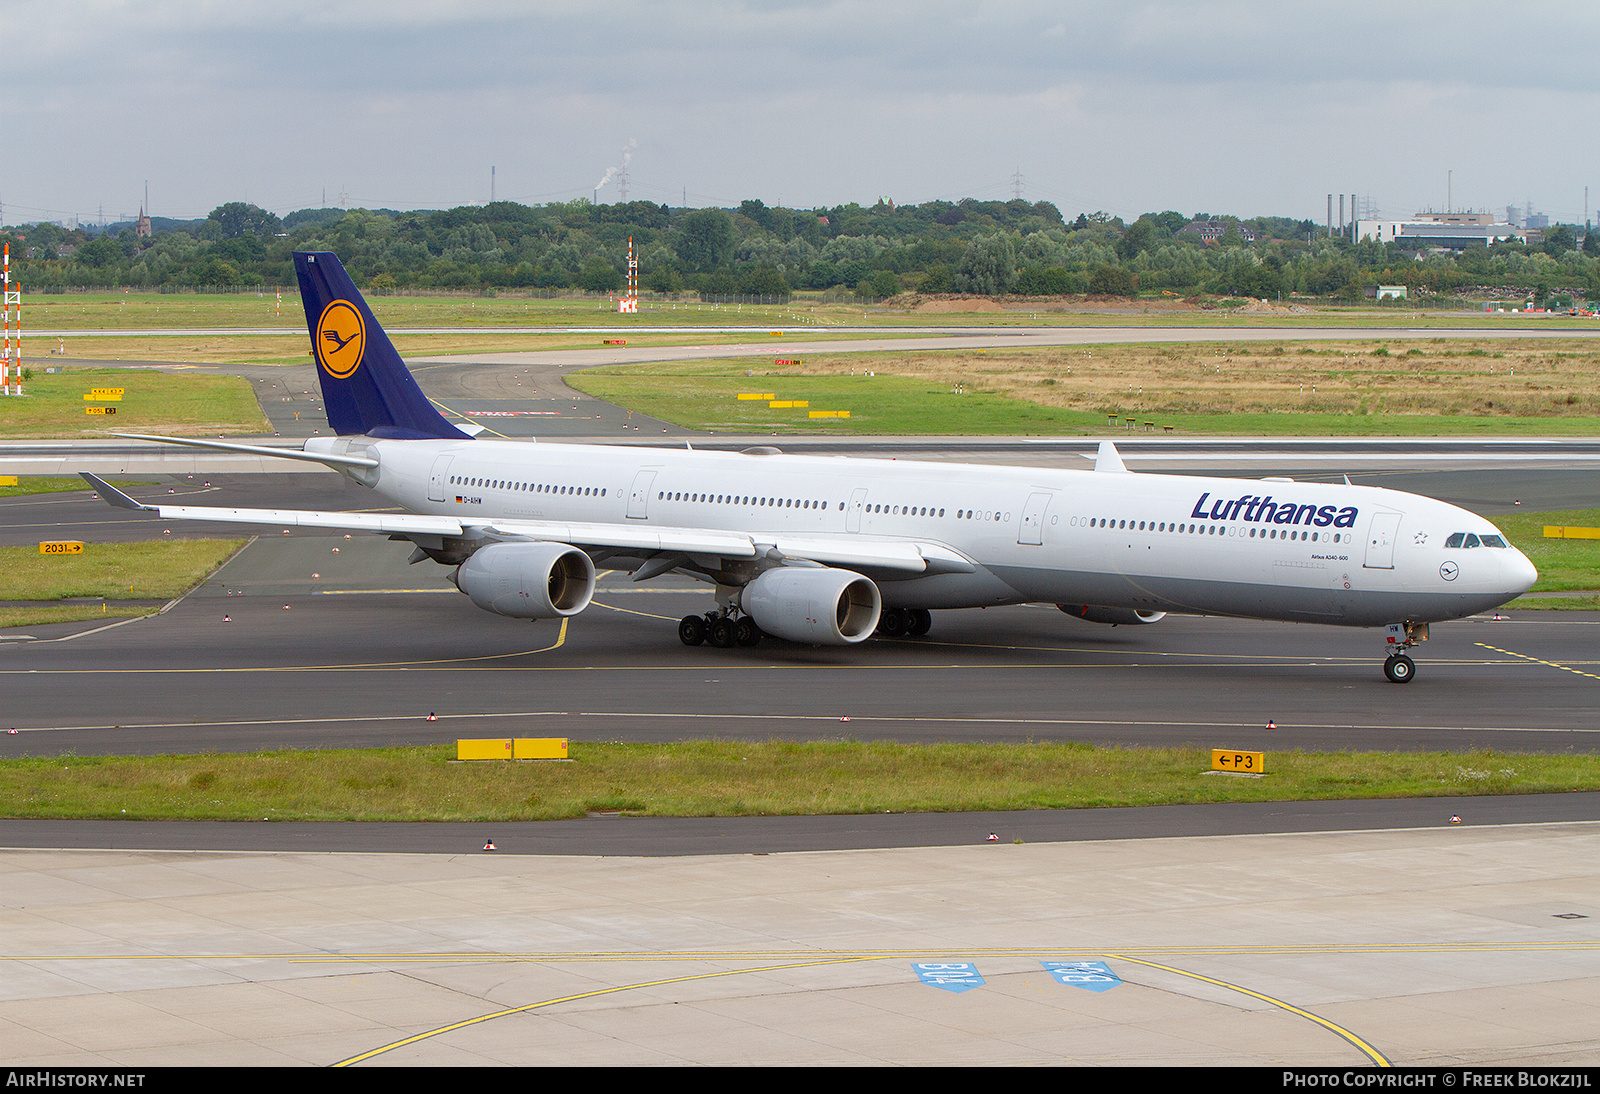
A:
[[330, 435, 1537, 629]]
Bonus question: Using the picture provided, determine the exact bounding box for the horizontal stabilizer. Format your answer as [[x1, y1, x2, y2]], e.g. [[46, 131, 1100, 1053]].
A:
[[112, 433, 379, 469], [80, 473, 157, 511]]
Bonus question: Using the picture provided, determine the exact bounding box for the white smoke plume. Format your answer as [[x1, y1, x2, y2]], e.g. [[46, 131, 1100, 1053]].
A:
[[595, 139, 638, 194]]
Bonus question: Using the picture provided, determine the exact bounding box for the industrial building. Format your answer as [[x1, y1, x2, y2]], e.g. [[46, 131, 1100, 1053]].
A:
[[1355, 211, 1528, 250]]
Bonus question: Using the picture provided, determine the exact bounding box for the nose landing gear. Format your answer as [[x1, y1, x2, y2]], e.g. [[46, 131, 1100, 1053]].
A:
[[1382, 621, 1428, 683], [1383, 654, 1415, 683]]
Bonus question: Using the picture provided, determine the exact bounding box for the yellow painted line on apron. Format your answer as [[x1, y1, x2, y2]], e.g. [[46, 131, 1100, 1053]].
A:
[[1108, 953, 1392, 1067], [1477, 642, 1600, 681]]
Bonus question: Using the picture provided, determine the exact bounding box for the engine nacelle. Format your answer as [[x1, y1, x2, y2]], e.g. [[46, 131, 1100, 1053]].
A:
[[1057, 603, 1166, 626], [742, 567, 881, 645], [454, 542, 595, 619]]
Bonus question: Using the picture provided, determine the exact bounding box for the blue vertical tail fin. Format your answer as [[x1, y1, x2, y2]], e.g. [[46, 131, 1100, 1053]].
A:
[[294, 251, 470, 440]]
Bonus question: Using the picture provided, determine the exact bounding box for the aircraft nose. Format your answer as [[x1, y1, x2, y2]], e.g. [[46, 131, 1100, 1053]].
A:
[[1503, 549, 1538, 596]]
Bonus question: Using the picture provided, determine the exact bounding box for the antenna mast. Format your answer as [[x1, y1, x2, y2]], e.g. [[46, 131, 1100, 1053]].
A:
[[618, 236, 638, 314], [2, 244, 21, 396]]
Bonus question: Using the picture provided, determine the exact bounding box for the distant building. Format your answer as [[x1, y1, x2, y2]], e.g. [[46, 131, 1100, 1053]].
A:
[[1178, 218, 1256, 243], [1356, 212, 1525, 250], [135, 205, 152, 238], [1376, 285, 1408, 300]]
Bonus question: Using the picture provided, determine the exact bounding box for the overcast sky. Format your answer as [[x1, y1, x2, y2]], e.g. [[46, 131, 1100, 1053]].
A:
[[5, 1, 1598, 227]]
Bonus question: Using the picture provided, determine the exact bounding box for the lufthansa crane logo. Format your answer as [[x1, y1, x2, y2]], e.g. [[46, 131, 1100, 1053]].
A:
[[315, 300, 365, 379]]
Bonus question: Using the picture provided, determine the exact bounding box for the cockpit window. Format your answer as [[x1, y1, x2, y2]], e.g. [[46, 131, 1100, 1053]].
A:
[[1445, 533, 1465, 548], [1480, 534, 1507, 548], [1463, 534, 1481, 548]]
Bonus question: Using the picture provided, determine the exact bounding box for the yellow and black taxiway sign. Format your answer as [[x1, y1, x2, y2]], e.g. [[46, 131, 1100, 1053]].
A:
[[1212, 749, 1265, 773]]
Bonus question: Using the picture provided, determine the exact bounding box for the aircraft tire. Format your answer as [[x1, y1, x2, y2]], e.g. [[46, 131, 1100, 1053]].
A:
[[735, 618, 762, 647], [678, 615, 707, 646], [908, 609, 932, 636], [1383, 654, 1415, 683], [709, 617, 737, 649]]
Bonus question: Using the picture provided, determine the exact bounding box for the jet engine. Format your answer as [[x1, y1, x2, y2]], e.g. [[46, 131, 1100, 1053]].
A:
[[1057, 603, 1166, 626], [741, 567, 881, 645], [454, 542, 595, 619]]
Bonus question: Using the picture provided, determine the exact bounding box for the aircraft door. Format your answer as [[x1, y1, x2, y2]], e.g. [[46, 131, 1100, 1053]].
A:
[[427, 455, 454, 502], [627, 469, 658, 519], [846, 488, 868, 533], [1364, 511, 1402, 569], [1019, 492, 1052, 545]]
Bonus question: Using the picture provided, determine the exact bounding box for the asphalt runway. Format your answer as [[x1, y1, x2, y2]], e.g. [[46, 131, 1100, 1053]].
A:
[[1, 530, 1597, 760]]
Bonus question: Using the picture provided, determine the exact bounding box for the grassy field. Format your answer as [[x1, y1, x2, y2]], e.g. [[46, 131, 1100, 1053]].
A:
[[0, 538, 245, 602], [25, 292, 843, 332], [0, 741, 1591, 822], [1497, 509, 1600, 592], [0, 604, 151, 628], [21, 289, 1600, 333], [566, 338, 1600, 436], [0, 366, 268, 437], [1, 475, 152, 498], [36, 328, 928, 367]]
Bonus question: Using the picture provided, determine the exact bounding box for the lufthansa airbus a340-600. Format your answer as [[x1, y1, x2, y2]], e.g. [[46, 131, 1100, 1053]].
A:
[[83, 251, 1537, 682]]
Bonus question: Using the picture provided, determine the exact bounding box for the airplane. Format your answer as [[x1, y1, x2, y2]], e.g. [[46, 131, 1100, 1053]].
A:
[[81, 250, 1538, 683]]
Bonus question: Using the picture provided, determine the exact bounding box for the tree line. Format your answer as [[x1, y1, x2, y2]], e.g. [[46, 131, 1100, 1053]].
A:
[[3, 197, 1597, 304]]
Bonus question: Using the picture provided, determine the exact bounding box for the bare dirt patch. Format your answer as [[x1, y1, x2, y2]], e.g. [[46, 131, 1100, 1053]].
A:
[[780, 338, 1600, 420], [905, 296, 1009, 314], [1236, 297, 1312, 314]]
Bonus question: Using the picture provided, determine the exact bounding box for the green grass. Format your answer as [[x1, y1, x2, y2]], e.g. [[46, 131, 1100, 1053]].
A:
[[25, 292, 837, 331], [0, 476, 152, 498], [0, 742, 1593, 821], [569, 362, 1109, 434], [0, 367, 268, 438], [0, 604, 151, 628], [1511, 596, 1600, 610], [1495, 509, 1600, 591], [23, 289, 1600, 333], [0, 539, 246, 601], [567, 356, 1600, 436]]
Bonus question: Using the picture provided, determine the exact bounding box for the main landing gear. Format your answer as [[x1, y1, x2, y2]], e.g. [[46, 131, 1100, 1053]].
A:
[[1381, 621, 1428, 684], [875, 607, 932, 638], [679, 611, 763, 649]]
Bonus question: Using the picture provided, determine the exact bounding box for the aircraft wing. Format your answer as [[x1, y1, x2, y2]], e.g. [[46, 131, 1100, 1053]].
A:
[[81, 474, 970, 574], [487, 520, 969, 573]]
